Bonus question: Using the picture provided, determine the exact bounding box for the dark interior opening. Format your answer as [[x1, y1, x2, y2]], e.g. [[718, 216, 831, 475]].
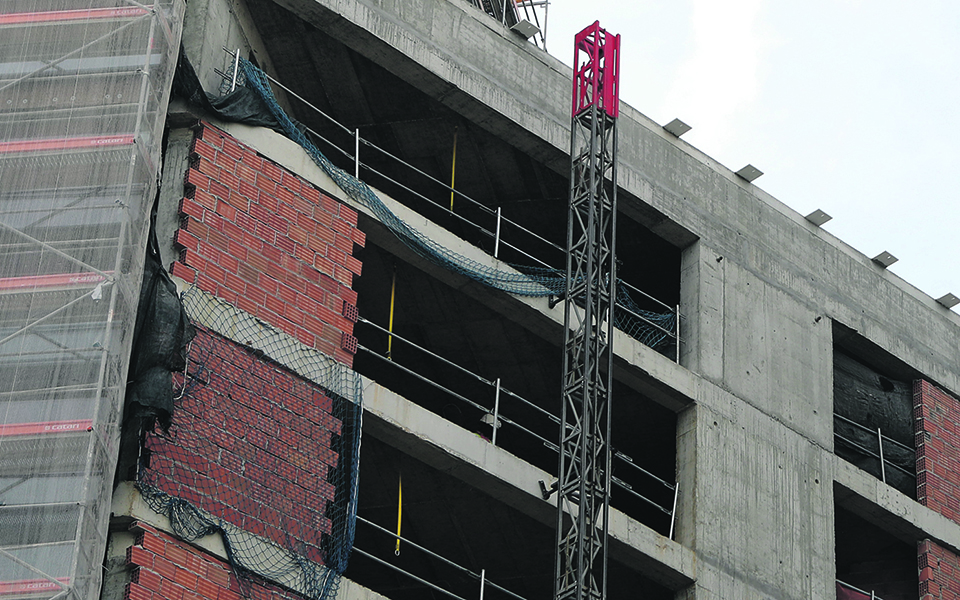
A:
[[833, 323, 918, 497], [835, 504, 916, 600], [242, 0, 682, 315], [353, 242, 678, 534], [348, 435, 674, 600]]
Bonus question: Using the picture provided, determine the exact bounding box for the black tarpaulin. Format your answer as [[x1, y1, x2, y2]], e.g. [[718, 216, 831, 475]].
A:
[[125, 201, 195, 429], [172, 44, 284, 133]]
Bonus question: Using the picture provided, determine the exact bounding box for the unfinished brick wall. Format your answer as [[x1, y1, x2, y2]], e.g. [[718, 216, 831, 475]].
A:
[[919, 540, 960, 600], [172, 121, 364, 366], [143, 325, 341, 563], [914, 380, 960, 521], [914, 380, 960, 600], [124, 522, 304, 600]]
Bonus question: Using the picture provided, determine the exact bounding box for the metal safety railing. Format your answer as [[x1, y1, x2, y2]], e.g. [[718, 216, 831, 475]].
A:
[[833, 413, 916, 485], [354, 515, 528, 600], [215, 52, 683, 361], [616, 279, 683, 363], [357, 316, 679, 537], [836, 579, 885, 600]]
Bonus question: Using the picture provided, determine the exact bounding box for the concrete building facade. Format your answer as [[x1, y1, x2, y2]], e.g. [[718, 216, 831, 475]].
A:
[[2, 0, 960, 599]]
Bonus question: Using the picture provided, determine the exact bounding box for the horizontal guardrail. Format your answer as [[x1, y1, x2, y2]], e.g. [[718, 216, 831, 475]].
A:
[[834, 413, 916, 483], [217, 52, 682, 360], [355, 515, 527, 600], [357, 316, 678, 534]]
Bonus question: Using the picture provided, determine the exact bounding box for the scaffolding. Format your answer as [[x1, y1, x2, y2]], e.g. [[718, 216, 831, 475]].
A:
[[0, 1, 183, 598], [554, 22, 620, 600]]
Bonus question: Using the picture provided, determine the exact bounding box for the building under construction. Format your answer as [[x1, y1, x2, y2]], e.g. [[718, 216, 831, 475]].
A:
[[2, 0, 960, 599]]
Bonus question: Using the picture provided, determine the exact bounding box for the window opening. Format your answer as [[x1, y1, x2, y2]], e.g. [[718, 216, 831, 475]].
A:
[[833, 324, 918, 497]]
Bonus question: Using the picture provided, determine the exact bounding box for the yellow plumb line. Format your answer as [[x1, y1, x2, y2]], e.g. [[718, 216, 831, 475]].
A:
[[395, 473, 402, 556]]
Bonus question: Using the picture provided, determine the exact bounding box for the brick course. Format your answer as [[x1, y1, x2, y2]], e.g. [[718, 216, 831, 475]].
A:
[[174, 121, 363, 367], [919, 540, 960, 600], [914, 380, 960, 599], [124, 522, 304, 600], [144, 326, 341, 561], [914, 380, 960, 523]]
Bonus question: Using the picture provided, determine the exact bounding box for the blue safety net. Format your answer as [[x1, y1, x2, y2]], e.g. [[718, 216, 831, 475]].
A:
[[238, 59, 676, 351]]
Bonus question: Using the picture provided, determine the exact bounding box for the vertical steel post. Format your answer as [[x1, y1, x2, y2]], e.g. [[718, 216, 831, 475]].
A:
[[669, 483, 679, 541], [494, 206, 502, 259], [355, 129, 360, 179], [492, 378, 501, 447], [878, 428, 886, 484], [554, 21, 620, 600], [675, 304, 681, 364], [230, 48, 240, 92]]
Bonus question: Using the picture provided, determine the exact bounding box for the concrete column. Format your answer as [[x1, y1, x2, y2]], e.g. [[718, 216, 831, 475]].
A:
[[157, 128, 193, 271], [679, 240, 724, 380]]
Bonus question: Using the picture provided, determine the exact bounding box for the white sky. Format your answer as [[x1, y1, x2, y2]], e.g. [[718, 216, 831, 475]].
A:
[[544, 0, 960, 304]]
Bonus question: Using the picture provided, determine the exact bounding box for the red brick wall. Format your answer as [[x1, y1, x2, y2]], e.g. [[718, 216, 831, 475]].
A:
[[173, 121, 364, 366], [144, 326, 340, 563], [915, 380, 960, 600], [125, 522, 303, 600], [919, 540, 960, 600], [914, 380, 960, 521]]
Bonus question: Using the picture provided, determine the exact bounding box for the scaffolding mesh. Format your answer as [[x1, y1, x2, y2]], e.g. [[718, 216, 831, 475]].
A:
[[236, 59, 677, 351], [0, 1, 184, 598], [136, 285, 362, 600]]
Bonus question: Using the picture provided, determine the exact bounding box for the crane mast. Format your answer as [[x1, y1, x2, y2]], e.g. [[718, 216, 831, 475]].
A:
[[554, 20, 621, 600]]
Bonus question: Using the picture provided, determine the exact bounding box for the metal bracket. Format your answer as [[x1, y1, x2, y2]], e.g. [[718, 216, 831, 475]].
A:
[[538, 479, 557, 500], [548, 292, 565, 309]]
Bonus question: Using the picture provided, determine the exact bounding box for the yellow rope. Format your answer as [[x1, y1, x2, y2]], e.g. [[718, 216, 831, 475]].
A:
[[395, 473, 402, 556], [449, 126, 458, 211], [387, 267, 396, 360]]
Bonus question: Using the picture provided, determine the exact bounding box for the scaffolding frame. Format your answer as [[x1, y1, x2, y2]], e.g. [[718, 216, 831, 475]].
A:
[[0, 2, 183, 598]]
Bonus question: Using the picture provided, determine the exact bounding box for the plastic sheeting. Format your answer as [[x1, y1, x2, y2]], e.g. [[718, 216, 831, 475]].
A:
[[0, 1, 184, 598]]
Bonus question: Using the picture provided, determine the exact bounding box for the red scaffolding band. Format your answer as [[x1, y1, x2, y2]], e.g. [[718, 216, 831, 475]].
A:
[[0, 135, 135, 154], [0, 272, 109, 293], [571, 21, 620, 119], [0, 579, 71, 597], [0, 6, 149, 25], [0, 420, 94, 437]]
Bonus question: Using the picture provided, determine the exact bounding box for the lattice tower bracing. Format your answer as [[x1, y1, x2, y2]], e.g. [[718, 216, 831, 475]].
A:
[[554, 21, 620, 600]]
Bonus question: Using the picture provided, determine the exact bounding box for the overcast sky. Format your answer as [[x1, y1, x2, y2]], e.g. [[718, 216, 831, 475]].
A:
[[544, 0, 960, 306]]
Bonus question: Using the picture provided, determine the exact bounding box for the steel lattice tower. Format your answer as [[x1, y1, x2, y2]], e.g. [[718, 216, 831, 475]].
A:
[[554, 21, 620, 600]]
